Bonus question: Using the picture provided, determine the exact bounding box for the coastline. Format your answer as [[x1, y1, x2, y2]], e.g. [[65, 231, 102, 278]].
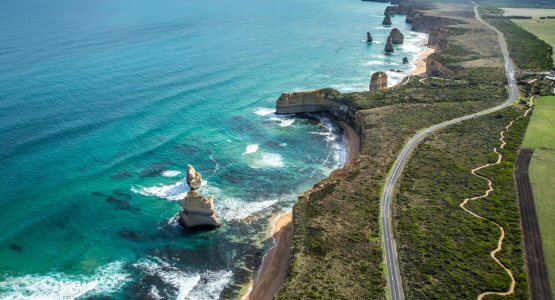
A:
[[411, 43, 435, 76], [243, 120, 359, 300]]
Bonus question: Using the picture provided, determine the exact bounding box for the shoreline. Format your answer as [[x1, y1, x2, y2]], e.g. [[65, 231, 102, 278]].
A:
[[243, 120, 359, 300], [411, 42, 435, 76]]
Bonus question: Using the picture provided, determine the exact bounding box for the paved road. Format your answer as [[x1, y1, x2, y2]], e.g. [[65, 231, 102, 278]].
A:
[[381, 4, 520, 300]]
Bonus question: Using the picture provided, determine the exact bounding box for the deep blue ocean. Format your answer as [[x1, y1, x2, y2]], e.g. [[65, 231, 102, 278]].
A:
[[0, 0, 426, 298]]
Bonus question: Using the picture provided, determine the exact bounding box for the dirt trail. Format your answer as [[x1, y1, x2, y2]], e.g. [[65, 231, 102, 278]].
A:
[[459, 102, 532, 299]]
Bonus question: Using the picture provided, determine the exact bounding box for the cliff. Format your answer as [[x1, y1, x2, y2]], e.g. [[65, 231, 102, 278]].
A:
[[426, 53, 455, 77], [411, 14, 458, 32], [428, 26, 450, 49], [275, 89, 363, 147]]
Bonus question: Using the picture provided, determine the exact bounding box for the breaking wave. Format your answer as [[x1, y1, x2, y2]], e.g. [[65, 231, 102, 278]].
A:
[[0, 261, 130, 299]]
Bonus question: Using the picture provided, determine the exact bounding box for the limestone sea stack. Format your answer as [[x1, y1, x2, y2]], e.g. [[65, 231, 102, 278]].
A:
[[385, 36, 394, 53], [403, 57, 409, 64], [186, 164, 203, 190], [179, 191, 221, 228], [179, 164, 221, 229], [382, 15, 392, 25], [369, 71, 388, 91], [366, 32, 373, 43], [384, 6, 396, 16], [389, 28, 404, 44]]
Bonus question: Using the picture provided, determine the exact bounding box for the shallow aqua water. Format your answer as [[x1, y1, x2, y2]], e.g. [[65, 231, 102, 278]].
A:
[[0, 0, 426, 298]]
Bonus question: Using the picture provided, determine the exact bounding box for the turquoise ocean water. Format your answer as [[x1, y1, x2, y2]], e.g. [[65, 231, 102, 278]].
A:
[[0, 0, 426, 298]]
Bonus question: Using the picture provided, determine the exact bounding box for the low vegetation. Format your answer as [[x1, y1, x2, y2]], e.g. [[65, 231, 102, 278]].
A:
[[393, 105, 530, 299], [522, 96, 555, 295], [479, 7, 554, 70], [277, 2, 534, 299]]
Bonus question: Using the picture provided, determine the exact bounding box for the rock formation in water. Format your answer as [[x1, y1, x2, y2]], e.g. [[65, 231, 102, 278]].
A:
[[179, 164, 221, 229], [383, 14, 392, 25], [403, 57, 409, 64], [385, 36, 394, 53], [384, 6, 396, 16], [406, 10, 416, 23], [369, 71, 388, 91], [366, 32, 373, 43], [186, 164, 203, 190], [179, 191, 222, 228], [389, 28, 404, 44], [426, 53, 455, 77]]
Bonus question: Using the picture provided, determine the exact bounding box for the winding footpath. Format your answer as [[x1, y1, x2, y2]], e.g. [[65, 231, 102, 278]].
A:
[[380, 4, 520, 300], [460, 101, 532, 299]]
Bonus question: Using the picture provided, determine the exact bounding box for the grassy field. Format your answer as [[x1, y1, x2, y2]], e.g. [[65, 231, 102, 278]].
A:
[[480, 6, 554, 71], [513, 18, 555, 63], [501, 8, 555, 17], [522, 96, 555, 295], [394, 105, 531, 299]]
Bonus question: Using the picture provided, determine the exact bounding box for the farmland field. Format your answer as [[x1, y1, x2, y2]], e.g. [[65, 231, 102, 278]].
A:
[[502, 8, 555, 17], [522, 96, 555, 295], [512, 18, 555, 62]]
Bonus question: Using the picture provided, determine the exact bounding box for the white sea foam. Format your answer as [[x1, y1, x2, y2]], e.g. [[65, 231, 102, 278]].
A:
[[244, 144, 259, 155], [254, 107, 275, 116], [269, 116, 295, 127], [161, 170, 182, 177], [0, 261, 130, 299], [278, 118, 294, 127], [202, 185, 279, 220], [261, 152, 284, 168], [134, 258, 232, 300], [132, 181, 190, 201]]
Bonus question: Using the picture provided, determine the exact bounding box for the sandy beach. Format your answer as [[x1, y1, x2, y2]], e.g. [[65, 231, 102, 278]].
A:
[[243, 122, 359, 300], [243, 212, 293, 300], [411, 44, 435, 76]]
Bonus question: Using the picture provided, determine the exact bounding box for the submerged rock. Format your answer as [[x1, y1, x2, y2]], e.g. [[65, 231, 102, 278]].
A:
[[403, 57, 409, 64], [385, 36, 394, 53], [389, 28, 404, 44], [366, 32, 373, 43], [369, 71, 388, 91], [179, 191, 222, 229], [186, 164, 203, 190], [383, 15, 392, 25]]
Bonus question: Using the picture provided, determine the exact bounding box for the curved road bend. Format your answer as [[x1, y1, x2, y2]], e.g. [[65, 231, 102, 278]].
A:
[[381, 4, 519, 300]]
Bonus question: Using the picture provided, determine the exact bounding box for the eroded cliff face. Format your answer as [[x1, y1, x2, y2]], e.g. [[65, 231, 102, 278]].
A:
[[369, 71, 388, 91], [426, 53, 455, 77], [275, 89, 362, 147], [428, 26, 450, 49], [411, 15, 458, 32], [275, 90, 337, 114]]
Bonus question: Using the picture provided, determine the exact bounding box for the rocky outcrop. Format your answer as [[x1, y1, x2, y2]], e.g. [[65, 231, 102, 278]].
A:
[[186, 164, 203, 190], [369, 72, 388, 91], [389, 28, 404, 44], [179, 191, 221, 228], [406, 10, 417, 23], [385, 36, 394, 53], [179, 165, 221, 229], [384, 6, 396, 16], [403, 57, 409, 64], [426, 53, 455, 77], [383, 15, 392, 25], [275, 90, 341, 114], [366, 32, 373, 43], [428, 26, 450, 49]]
